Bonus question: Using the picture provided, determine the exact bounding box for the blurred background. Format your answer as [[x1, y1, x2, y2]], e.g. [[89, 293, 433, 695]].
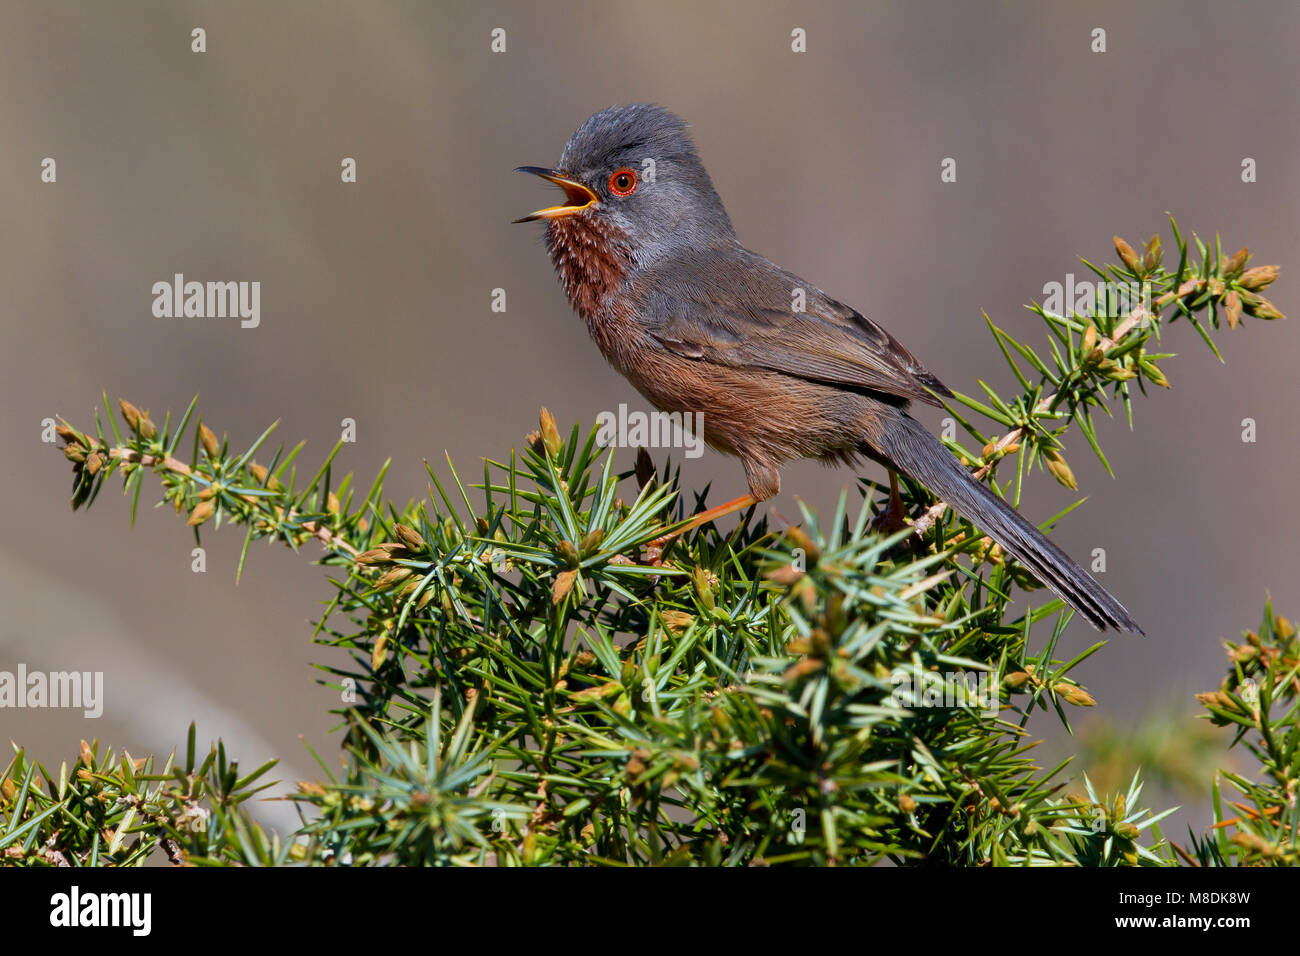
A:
[[2, 0, 1296, 838]]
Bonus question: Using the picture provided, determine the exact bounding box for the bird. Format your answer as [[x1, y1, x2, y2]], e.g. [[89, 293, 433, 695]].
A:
[[515, 104, 1141, 633]]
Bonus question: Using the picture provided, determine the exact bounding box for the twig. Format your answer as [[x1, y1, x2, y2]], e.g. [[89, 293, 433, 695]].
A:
[[908, 284, 1192, 536], [104, 446, 359, 558]]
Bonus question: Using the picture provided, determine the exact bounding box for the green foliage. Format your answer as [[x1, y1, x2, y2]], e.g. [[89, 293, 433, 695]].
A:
[[15, 220, 1291, 866], [0, 727, 282, 866], [1181, 600, 1300, 866]]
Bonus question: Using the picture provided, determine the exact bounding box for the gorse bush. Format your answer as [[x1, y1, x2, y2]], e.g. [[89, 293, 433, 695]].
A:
[[7, 220, 1294, 866]]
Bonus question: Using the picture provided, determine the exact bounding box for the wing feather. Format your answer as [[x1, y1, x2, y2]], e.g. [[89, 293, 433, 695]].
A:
[[633, 248, 953, 407]]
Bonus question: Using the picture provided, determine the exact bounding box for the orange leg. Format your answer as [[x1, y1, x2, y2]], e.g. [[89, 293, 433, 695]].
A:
[[871, 470, 910, 535], [645, 493, 758, 564]]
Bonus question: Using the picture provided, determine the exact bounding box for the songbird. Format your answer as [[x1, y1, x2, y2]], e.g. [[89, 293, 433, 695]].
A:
[[515, 104, 1141, 633]]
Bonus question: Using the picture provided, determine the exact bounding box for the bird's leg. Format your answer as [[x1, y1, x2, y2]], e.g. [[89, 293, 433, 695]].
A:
[[644, 494, 757, 564], [870, 470, 911, 535]]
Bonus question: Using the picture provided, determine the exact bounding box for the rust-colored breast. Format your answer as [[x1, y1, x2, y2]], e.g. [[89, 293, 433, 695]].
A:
[[545, 214, 632, 324]]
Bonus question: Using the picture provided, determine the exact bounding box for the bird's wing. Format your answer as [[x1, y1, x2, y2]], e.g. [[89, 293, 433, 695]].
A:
[[635, 249, 954, 407]]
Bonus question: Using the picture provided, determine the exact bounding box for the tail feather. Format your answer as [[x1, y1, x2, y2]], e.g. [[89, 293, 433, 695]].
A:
[[871, 410, 1143, 634]]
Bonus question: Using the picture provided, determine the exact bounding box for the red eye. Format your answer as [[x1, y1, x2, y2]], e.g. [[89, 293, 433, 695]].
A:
[[608, 168, 638, 197]]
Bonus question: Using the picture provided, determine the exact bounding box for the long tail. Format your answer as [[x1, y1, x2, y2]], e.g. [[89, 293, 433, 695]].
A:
[[868, 408, 1142, 634]]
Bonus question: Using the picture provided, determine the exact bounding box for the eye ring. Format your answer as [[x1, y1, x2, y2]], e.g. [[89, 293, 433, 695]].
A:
[[608, 168, 638, 197]]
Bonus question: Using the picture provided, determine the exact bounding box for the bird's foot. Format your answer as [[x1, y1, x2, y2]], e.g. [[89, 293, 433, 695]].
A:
[[642, 538, 668, 567], [870, 471, 912, 537], [642, 493, 759, 566]]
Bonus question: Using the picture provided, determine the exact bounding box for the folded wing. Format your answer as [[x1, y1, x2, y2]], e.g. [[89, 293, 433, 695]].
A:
[[633, 247, 953, 407]]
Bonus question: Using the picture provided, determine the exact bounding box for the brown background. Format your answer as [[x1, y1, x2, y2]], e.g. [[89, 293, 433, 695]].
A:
[[2, 1, 1297, 836]]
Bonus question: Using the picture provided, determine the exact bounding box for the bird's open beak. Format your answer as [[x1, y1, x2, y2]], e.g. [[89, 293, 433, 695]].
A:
[[513, 167, 598, 223]]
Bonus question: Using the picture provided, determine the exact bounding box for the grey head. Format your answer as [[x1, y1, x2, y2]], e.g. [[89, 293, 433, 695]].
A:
[[515, 104, 737, 266]]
